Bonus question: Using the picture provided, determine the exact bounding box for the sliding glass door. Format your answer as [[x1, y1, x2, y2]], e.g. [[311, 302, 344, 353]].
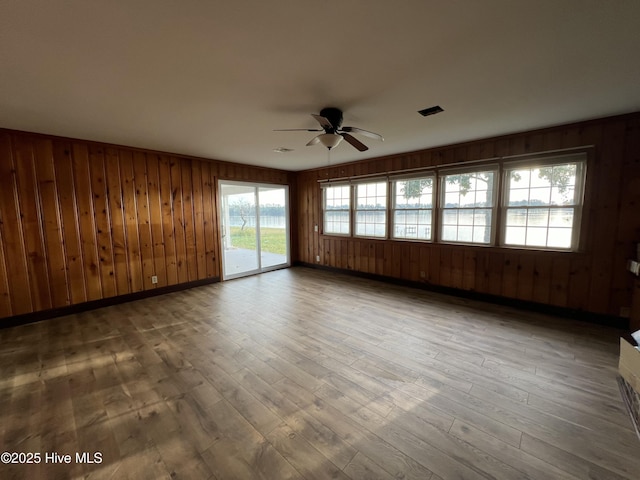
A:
[[219, 181, 290, 280]]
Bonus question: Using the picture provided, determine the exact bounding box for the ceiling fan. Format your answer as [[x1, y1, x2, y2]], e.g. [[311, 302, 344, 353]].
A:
[[275, 107, 383, 151]]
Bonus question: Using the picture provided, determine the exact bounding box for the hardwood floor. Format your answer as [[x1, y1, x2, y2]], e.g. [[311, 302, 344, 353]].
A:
[[1, 266, 638, 479]]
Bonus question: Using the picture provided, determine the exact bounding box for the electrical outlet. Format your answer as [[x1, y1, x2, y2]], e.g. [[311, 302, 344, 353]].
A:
[[314, 224, 318, 232], [151, 275, 158, 284], [316, 255, 320, 262], [420, 271, 426, 279]]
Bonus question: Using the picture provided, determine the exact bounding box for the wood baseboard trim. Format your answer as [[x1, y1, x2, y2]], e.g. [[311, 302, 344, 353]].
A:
[[294, 262, 628, 330], [0, 277, 221, 329]]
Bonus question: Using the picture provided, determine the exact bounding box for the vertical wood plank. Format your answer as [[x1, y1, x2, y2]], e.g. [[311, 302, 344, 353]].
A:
[[347, 239, 354, 270], [341, 239, 349, 271], [361, 241, 370, 273], [376, 243, 385, 276], [419, 246, 430, 283], [409, 245, 420, 282], [72, 143, 102, 301], [549, 256, 571, 307], [104, 148, 131, 296], [119, 149, 144, 293], [515, 253, 535, 301], [210, 166, 222, 277], [158, 155, 178, 286], [586, 122, 619, 313], [612, 117, 640, 313], [167, 158, 189, 283], [450, 248, 464, 289], [531, 254, 552, 305], [353, 240, 361, 271], [428, 246, 440, 285], [501, 251, 518, 299], [0, 132, 30, 315], [14, 136, 53, 311], [439, 247, 452, 287], [201, 163, 217, 278], [191, 161, 207, 279], [312, 183, 319, 265], [462, 249, 476, 291], [181, 159, 198, 282], [391, 244, 401, 278], [53, 141, 87, 304], [487, 252, 503, 297], [567, 256, 591, 311], [0, 228, 11, 317], [33, 138, 70, 308], [89, 145, 117, 299], [133, 152, 155, 290], [146, 155, 167, 287], [329, 238, 336, 268], [211, 171, 221, 279], [474, 250, 488, 293]]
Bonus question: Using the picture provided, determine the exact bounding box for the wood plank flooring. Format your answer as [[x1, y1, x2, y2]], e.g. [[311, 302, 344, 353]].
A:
[[1, 266, 639, 479]]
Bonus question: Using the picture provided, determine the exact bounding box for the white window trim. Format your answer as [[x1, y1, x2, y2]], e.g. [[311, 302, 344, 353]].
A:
[[317, 151, 588, 253], [391, 174, 435, 242], [322, 183, 351, 236], [353, 180, 388, 239], [438, 166, 499, 246], [500, 155, 586, 251]]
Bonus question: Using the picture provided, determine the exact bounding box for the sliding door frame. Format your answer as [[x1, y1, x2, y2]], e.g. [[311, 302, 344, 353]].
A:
[[218, 180, 290, 280]]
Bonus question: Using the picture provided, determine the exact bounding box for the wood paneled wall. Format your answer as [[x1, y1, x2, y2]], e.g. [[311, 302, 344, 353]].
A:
[[0, 130, 292, 320], [295, 113, 640, 318]]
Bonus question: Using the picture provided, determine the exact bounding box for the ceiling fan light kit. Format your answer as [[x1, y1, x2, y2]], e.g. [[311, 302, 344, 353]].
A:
[[317, 133, 343, 150], [275, 107, 383, 152]]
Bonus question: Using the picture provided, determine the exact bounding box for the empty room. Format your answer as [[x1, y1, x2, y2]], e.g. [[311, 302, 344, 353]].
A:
[[2, 1, 640, 479]]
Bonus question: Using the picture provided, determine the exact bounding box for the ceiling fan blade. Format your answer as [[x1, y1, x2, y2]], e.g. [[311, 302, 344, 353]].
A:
[[341, 133, 368, 152], [341, 126, 384, 141], [274, 128, 324, 132], [306, 135, 321, 146], [311, 114, 333, 130]]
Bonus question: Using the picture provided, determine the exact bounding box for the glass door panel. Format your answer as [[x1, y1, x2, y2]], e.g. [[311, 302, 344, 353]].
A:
[[220, 183, 259, 279], [220, 181, 290, 280], [259, 186, 289, 270]]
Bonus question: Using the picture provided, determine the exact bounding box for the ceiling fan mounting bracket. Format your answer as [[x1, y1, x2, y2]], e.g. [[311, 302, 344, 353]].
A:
[[319, 107, 343, 132]]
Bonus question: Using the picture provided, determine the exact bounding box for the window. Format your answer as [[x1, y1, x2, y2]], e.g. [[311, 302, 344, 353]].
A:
[[392, 176, 434, 240], [503, 157, 584, 249], [440, 169, 496, 244], [319, 150, 587, 252], [355, 181, 387, 237], [323, 184, 350, 235]]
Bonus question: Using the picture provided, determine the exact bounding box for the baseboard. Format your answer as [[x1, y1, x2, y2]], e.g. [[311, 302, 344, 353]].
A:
[[294, 261, 629, 330], [0, 277, 220, 329]]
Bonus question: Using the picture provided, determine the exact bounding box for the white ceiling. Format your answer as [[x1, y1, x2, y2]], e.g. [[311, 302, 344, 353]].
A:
[[2, 1, 640, 171]]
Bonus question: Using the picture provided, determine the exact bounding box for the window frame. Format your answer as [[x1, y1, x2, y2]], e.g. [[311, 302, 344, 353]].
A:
[[390, 173, 436, 242], [500, 153, 587, 251], [438, 165, 499, 246], [353, 179, 389, 239], [322, 183, 351, 236], [318, 149, 589, 254]]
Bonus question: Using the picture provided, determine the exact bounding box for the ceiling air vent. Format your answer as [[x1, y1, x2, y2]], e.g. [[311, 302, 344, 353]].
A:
[[418, 105, 444, 117]]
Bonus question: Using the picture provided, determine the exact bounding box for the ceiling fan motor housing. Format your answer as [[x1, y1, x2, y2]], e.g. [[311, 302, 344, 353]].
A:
[[319, 107, 343, 132]]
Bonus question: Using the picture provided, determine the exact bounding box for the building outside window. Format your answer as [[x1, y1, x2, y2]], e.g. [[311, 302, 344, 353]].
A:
[[392, 176, 434, 240], [440, 169, 496, 244], [323, 184, 351, 235], [355, 181, 387, 238], [503, 157, 585, 249]]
